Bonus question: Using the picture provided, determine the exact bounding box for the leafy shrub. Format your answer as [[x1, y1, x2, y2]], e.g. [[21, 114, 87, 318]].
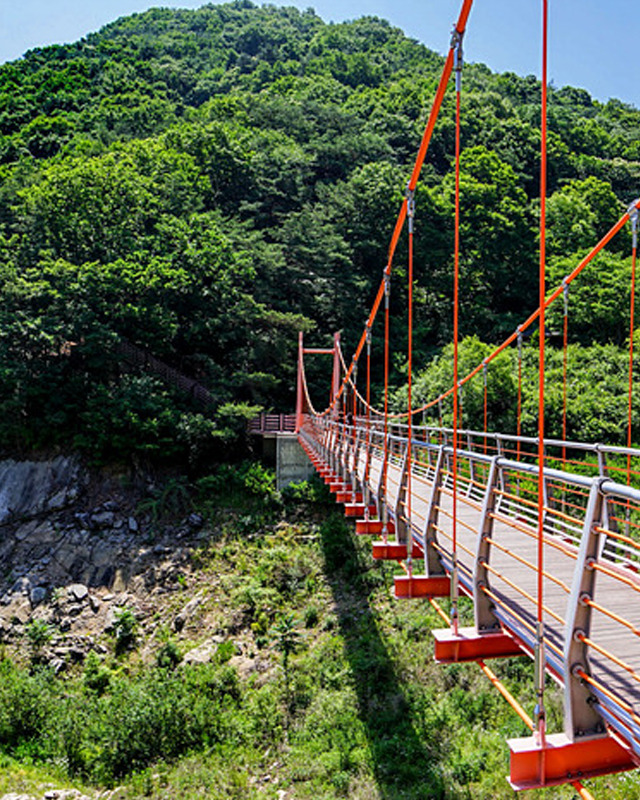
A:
[[0, 657, 245, 783], [281, 476, 332, 506], [112, 607, 138, 655], [83, 651, 112, 695], [0, 661, 58, 758], [233, 578, 280, 623], [156, 640, 183, 670], [214, 640, 236, 665], [195, 461, 280, 514], [24, 620, 54, 662], [255, 545, 315, 599], [304, 604, 319, 628]]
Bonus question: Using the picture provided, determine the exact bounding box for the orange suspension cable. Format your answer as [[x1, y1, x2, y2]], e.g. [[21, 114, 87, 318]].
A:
[[326, 0, 476, 419], [451, 26, 463, 636], [373, 194, 640, 423], [330, 198, 640, 422], [366, 325, 372, 501], [535, 0, 548, 746], [628, 205, 638, 484]]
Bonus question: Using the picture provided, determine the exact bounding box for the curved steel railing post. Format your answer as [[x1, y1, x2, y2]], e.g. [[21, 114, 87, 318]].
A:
[[394, 438, 410, 547], [422, 444, 448, 577], [563, 477, 607, 738], [473, 455, 502, 631], [350, 426, 362, 502]]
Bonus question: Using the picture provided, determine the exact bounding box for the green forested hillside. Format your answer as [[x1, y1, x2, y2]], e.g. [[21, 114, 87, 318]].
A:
[[1, 0, 639, 461], [3, 7, 640, 798]]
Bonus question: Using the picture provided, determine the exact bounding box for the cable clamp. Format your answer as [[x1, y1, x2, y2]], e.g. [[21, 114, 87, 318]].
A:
[[366, 325, 372, 349], [450, 27, 464, 58], [406, 186, 416, 234], [451, 27, 464, 91], [482, 359, 488, 385], [384, 270, 391, 301], [516, 325, 523, 354], [629, 200, 639, 249], [562, 277, 569, 317]]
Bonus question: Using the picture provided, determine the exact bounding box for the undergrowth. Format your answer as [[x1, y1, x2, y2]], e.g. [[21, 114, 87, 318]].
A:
[[1, 467, 639, 799]]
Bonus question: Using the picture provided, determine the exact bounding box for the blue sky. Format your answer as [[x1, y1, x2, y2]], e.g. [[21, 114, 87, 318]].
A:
[[1, 0, 638, 109]]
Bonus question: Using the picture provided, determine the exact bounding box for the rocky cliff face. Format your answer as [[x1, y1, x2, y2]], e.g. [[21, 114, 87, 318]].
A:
[[0, 456, 81, 525], [0, 457, 205, 669], [0, 457, 274, 800]]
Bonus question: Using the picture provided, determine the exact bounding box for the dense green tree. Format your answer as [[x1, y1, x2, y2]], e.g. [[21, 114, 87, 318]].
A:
[[0, 1, 638, 460], [546, 176, 625, 257], [437, 146, 537, 341], [546, 250, 632, 346]]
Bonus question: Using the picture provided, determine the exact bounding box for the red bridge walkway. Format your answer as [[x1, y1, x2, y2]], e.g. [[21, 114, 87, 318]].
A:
[[299, 417, 640, 791], [287, 0, 640, 794]]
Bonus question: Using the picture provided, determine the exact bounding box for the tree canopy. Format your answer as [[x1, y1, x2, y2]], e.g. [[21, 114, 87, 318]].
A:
[[1, 1, 639, 461]]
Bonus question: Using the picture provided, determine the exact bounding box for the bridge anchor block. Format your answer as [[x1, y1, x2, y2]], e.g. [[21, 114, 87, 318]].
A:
[[432, 626, 524, 663], [508, 732, 636, 790], [394, 575, 450, 598], [355, 518, 395, 536]]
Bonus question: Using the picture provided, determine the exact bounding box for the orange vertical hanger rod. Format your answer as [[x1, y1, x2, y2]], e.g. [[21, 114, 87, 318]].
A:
[[628, 205, 638, 483], [516, 328, 523, 462], [562, 279, 569, 466], [535, 0, 549, 746], [406, 188, 415, 568], [450, 25, 463, 636], [483, 361, 488, 454]]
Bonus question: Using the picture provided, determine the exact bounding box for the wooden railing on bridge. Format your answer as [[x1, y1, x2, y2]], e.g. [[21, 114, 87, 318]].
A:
[[299, 415, 640, 791], [248, 413, 297, 435]]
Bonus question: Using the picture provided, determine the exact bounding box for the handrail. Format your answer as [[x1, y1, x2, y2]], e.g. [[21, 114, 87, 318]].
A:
[[299, 413, 640, 776]]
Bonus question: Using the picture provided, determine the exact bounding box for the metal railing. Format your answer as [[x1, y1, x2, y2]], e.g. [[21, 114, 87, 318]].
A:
[[300, 413, 640, 762], [116, 339, 213, 409]]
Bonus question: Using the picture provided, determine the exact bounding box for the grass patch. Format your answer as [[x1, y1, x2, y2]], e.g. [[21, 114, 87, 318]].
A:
[[2, 472, 640, 799]]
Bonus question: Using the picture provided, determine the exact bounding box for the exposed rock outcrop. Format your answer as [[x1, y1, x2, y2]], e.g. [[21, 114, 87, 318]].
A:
[[0, 456, 81, 525]]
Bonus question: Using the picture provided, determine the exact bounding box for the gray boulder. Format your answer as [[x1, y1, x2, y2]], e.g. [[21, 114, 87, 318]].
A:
[[0, 456, 80, 525]]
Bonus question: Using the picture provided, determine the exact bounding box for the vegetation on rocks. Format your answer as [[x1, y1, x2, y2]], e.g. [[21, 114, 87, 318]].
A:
[[0, 471, 637, 799]]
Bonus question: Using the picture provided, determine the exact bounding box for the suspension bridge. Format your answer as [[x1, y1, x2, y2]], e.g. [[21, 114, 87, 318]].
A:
[[289, 1, 640, 795]]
